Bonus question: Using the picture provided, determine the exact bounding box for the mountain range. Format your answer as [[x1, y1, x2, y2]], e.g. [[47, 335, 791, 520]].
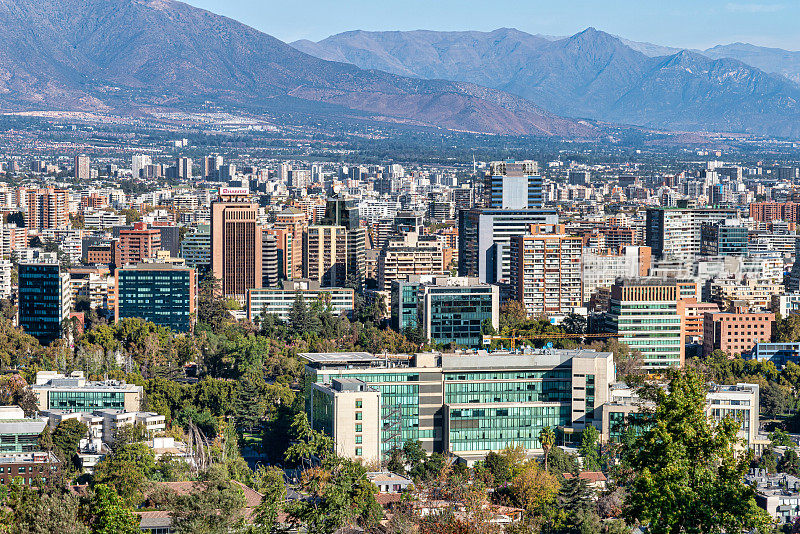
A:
[[293, 28, 800, 137], [0, 0, 799, 139], [0, 0, 597, 137]]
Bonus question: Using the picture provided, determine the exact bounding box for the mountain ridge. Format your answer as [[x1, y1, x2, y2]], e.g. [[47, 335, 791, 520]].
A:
[[292, 27, 800, 136], [0, 0, 597, 137]]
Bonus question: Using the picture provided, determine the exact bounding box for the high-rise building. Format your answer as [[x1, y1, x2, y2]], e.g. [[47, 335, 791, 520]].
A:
[[509, 225, 583, 317], [645, 207, 739, 261], [180, 224, 210, 270], [131, 154, 152, 179], [74, 155, 90, 180], [261, 233, 279, 288], [247, 280, 354, 321], [119, 222, 162, 265], [568, 170, 591, 186], [320, 199, 366, 288], [115, 263, 196, 333], [605, 278, 685, 369], [18, 256, 71, 345], [377, 232, 445, 292], [703, 310, 775, 357], [176, 157, 193, 180], [203, 155, 223, 178], [274, 207, 307, 279], [458, 208, 558, 284], [210, 188, 262, 299], [700, 220, 749, 256], [581, 246, 651, 306], [486, 160, 543, 209], [305, 225, 348, 287], [24, 188, 69, 230]]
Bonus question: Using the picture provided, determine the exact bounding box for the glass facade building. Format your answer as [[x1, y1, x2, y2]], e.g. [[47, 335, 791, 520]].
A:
[[115, 264, 196, 333], [18, 262, 71, 345], [302, 348, 615, 459]]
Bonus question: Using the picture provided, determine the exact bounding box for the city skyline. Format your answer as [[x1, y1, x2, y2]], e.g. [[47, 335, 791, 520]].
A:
[[184, 0, 800, 50]]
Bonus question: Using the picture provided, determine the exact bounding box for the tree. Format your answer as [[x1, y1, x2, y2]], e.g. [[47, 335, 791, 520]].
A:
[[386, 446, 405, 474], [509, 462, 560, 516], [82, 484, 140, 534], [51, 419, 88, 463], [251, 466, 286, 532], [539, 426, 556, 473], [770, 428, 794, 447], [761, 381, 792, 417], [1, 480, 89, 534], [779, 449, 800, 476], [579, 425, 601, 472], [622, 369, 772, 534], [169, 466, 248, 534], [557, 476, 601, 534], [288, 293, 310, 337], [757, 447, 778, 474], [94, 442, 156, 505]]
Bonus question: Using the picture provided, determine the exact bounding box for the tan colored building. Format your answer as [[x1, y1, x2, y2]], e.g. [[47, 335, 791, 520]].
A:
[[703, 310, 775, 357], [305, 225, 348, 287], [275, 207, 307, 279], [211, 192, 262, 299], [509, 224, 583, 316], [680, 298, 720, 345], [119, 222, 162, 265], [31, 371, 143, 413], [309, 378, 381, 464], [24, 187, 69, 230], [377, 232, 445, 292], [708, 279, 783, 310]]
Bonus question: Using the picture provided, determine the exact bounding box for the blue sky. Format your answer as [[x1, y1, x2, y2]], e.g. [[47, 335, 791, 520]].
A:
[[183, 0, 800, 50]]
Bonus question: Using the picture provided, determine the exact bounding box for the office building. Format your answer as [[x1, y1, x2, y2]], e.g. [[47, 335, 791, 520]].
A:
[[74, 155, 90, 180], [176, 157, 193, 180], [320, 199, 366, 288], [603, 382, 761, 449], [605, 278, 685, 369], [94, 409, 166, 444], [18, 257, 71, 345], [115, 263, 196, 333], [645, 208, 739, 260], [485, 160, 543, 209], [421, 277, 499, 348], [509, 224, 583, 317], [302, 348, 614, 459], [261, 233, 279, 288], [568, 170, 591, 186], [700, 220, 749, 256], [210, 188, 262, 299], [0, 260, 11, 299], [305, 225, 348, 287], [309, 378, 382, 463], [458, 208, 558, 284], [203, 155, 223, 178], [275, 207, 307, 280], [119, 222, 162, 265], [377, 232, 445, 292], [747, 343, 800, 368], [24, 188, 69, 230], [247, 280, 354, 321], [680, 299, 720, 345], [581, 246, 650, 305], [264, 227, 294, 281], [179, 224, 210, 269], [131, 154, 151, 179], [31, 371, 143, 413], [703, 310, 774, 357], [0, 406, 47, 454], [0, 451, 60, 486]]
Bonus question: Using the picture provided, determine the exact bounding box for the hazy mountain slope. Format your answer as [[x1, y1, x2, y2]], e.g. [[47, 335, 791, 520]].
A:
[[704, 43, 800, 84], [295, 27, 800, 136], [0, 0, 595, 137]]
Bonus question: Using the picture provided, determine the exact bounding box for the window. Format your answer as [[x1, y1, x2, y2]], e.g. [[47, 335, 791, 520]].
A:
[[356, 436, 362, 444], [355, 424, 362, 432], [355, 400, 363, 408], [355, 412, 363, 421], [355, 447, 362, 457]]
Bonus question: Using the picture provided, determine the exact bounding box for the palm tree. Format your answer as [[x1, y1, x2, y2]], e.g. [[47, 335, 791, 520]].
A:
[[539, 426, 556, 473]]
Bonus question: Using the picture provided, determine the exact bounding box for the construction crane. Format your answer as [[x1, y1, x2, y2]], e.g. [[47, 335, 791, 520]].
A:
[[483, 332, 621, 350]]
